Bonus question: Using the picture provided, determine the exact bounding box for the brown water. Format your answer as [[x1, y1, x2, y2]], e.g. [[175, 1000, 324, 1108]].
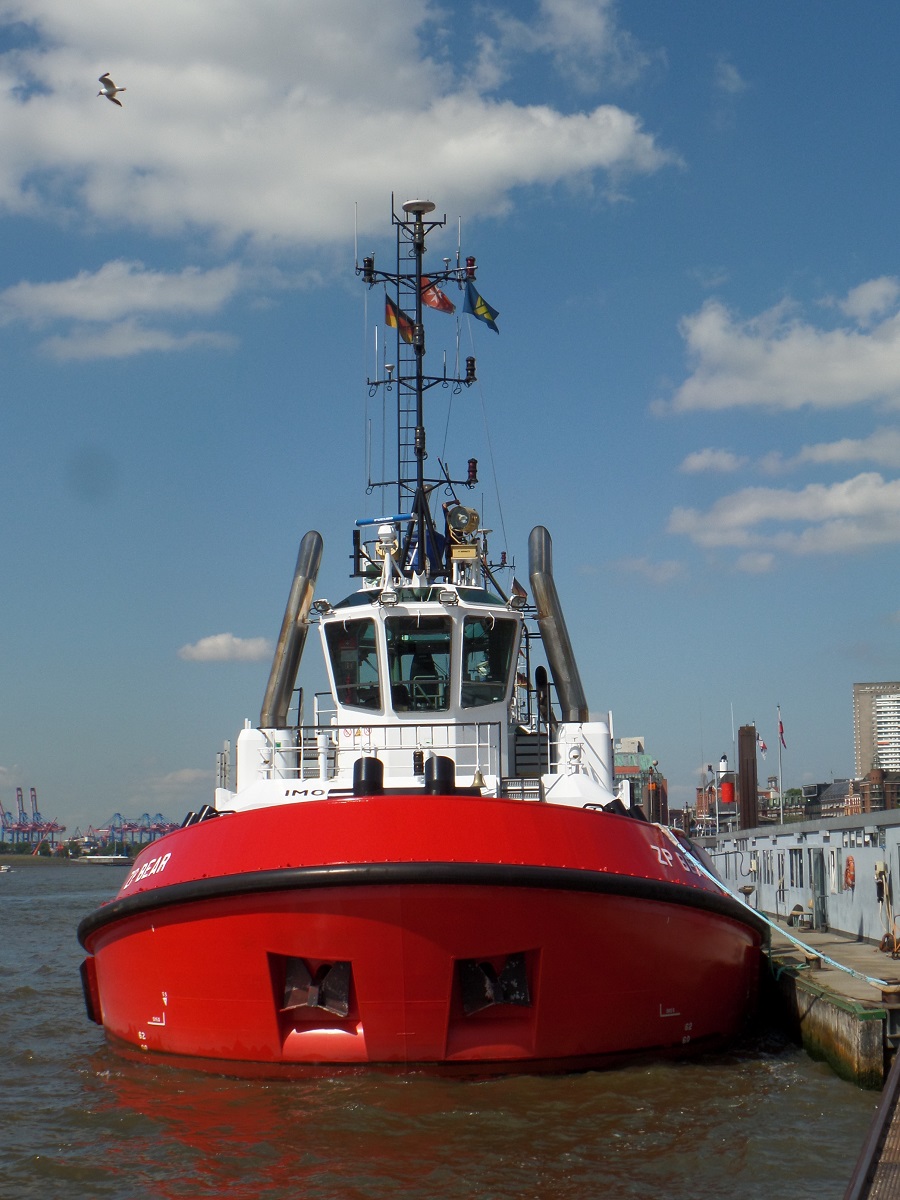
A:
[[0, 863, 878, 1199]]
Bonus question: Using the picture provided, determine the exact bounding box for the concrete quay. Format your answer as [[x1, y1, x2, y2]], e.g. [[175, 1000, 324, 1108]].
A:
[[765, 920, 900, 1089]]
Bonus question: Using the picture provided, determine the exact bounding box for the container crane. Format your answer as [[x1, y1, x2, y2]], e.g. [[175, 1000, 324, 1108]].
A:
[[26, 788, 66, 848]]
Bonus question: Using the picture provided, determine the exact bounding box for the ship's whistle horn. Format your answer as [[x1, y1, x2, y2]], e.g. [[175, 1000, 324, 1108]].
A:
[[472, 767, 485, 790]]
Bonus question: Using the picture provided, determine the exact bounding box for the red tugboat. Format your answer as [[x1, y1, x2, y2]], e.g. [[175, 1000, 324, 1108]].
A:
[[78, 199, 765, 1073]]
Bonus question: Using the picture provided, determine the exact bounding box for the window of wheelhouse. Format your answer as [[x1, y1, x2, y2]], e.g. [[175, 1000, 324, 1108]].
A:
[[461, 616, 518, 707], [385, 616, 452, 712], [324, 619, 381, 710]]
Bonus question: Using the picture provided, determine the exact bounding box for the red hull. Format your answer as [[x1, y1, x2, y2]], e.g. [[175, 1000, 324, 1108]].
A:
[[79, 795, 763, 1071]]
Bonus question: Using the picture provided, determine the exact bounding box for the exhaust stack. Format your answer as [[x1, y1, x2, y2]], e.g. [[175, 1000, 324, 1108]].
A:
[[528, 526, 589, 722], [259, 530, 324, 727]]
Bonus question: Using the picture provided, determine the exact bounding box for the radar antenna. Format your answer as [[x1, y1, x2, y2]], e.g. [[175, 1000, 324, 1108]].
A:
[[358, 198, 479, 581]]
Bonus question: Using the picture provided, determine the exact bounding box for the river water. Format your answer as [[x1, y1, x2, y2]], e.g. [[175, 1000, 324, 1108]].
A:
[[0, 861, 878, 1199]]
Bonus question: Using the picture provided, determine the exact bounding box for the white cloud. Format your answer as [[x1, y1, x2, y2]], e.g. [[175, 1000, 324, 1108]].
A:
[[125, 767, 211, 814], [0, 260, 242, 325], [42, 320, 235, 360], [668, 472, 900, 556], [690, 264, 730, 291], [669, 286, 900, 413], [489, 0, 654, 91], [156, 768, 209, 788], [761, 428, 900, 473], [714, 57, 747, 95], [0, 1, 674, 247], [178, 633, 272, 662], [736, 552, 774, 574], [679, 447, 747, 473], [0, 4, 674, 360], [617, 555, 685, 584], [0, 260, 243, 359], [837, 276, 900, 325]]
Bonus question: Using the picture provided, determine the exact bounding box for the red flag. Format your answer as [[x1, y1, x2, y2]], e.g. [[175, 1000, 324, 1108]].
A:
[[779, 719, 786, 749], [385, 294, 414, 344], [421, 276, 455, 314]]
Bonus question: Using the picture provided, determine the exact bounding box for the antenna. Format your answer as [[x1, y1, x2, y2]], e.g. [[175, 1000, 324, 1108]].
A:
[[401, 199, 436, 216], [356, 198, 480, 582]]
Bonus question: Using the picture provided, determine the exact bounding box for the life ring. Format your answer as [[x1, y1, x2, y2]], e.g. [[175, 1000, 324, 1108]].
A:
[[844, 855, 856, 889]]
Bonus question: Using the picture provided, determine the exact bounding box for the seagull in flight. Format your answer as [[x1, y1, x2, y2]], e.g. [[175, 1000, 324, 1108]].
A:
[[98, 73, 125, 106]]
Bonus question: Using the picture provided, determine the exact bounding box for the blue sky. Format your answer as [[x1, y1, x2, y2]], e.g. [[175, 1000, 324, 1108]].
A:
[[1, 0, 898, 833]]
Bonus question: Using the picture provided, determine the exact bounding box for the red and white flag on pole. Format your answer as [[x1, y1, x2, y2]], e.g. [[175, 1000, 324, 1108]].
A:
[[421, 276, 455, 313]]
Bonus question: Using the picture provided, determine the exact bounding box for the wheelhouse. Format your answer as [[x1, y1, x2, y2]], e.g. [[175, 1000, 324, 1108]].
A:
[[321, 586, 522, 720]]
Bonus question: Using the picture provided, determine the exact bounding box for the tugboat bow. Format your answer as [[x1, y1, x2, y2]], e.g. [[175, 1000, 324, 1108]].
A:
[[78, 199, 764, 1072]]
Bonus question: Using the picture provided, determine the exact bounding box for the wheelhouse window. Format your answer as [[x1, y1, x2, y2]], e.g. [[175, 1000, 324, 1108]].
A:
[[385, 616, 452, 712], [461, 616, 518, 708], [325, 619, 381, 710]]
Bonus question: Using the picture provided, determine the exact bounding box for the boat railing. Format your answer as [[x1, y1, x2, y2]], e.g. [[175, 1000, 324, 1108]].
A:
[[256, 719, 505, 782]]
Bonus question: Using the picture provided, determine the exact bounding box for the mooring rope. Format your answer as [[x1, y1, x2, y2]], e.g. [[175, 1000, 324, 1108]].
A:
[[661, 827, 893, 991]]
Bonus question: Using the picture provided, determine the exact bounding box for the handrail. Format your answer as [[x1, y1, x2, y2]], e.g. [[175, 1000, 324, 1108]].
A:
[[255, 719, 505, 781], [844, 1048, 900, 1199]]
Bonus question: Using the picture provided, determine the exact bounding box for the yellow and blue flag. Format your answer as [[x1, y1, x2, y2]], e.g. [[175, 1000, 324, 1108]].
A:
[[463, 281, 499, 333]]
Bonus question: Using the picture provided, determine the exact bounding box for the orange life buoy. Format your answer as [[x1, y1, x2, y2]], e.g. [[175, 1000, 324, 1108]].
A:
[[844, 855, 856, 889]]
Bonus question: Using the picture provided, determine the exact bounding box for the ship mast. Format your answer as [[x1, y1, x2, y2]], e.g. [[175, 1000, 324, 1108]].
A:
[[359, 199, 477, 583]]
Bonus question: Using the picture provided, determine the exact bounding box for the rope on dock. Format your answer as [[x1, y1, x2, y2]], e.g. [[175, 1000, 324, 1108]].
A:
[[765, 920, 891, 989], [662, 828, 893, 991]]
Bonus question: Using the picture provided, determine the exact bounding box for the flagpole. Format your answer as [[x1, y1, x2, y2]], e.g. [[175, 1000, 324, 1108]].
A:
[[359, 199, 476, 585], [777, 704, 784, 824]]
